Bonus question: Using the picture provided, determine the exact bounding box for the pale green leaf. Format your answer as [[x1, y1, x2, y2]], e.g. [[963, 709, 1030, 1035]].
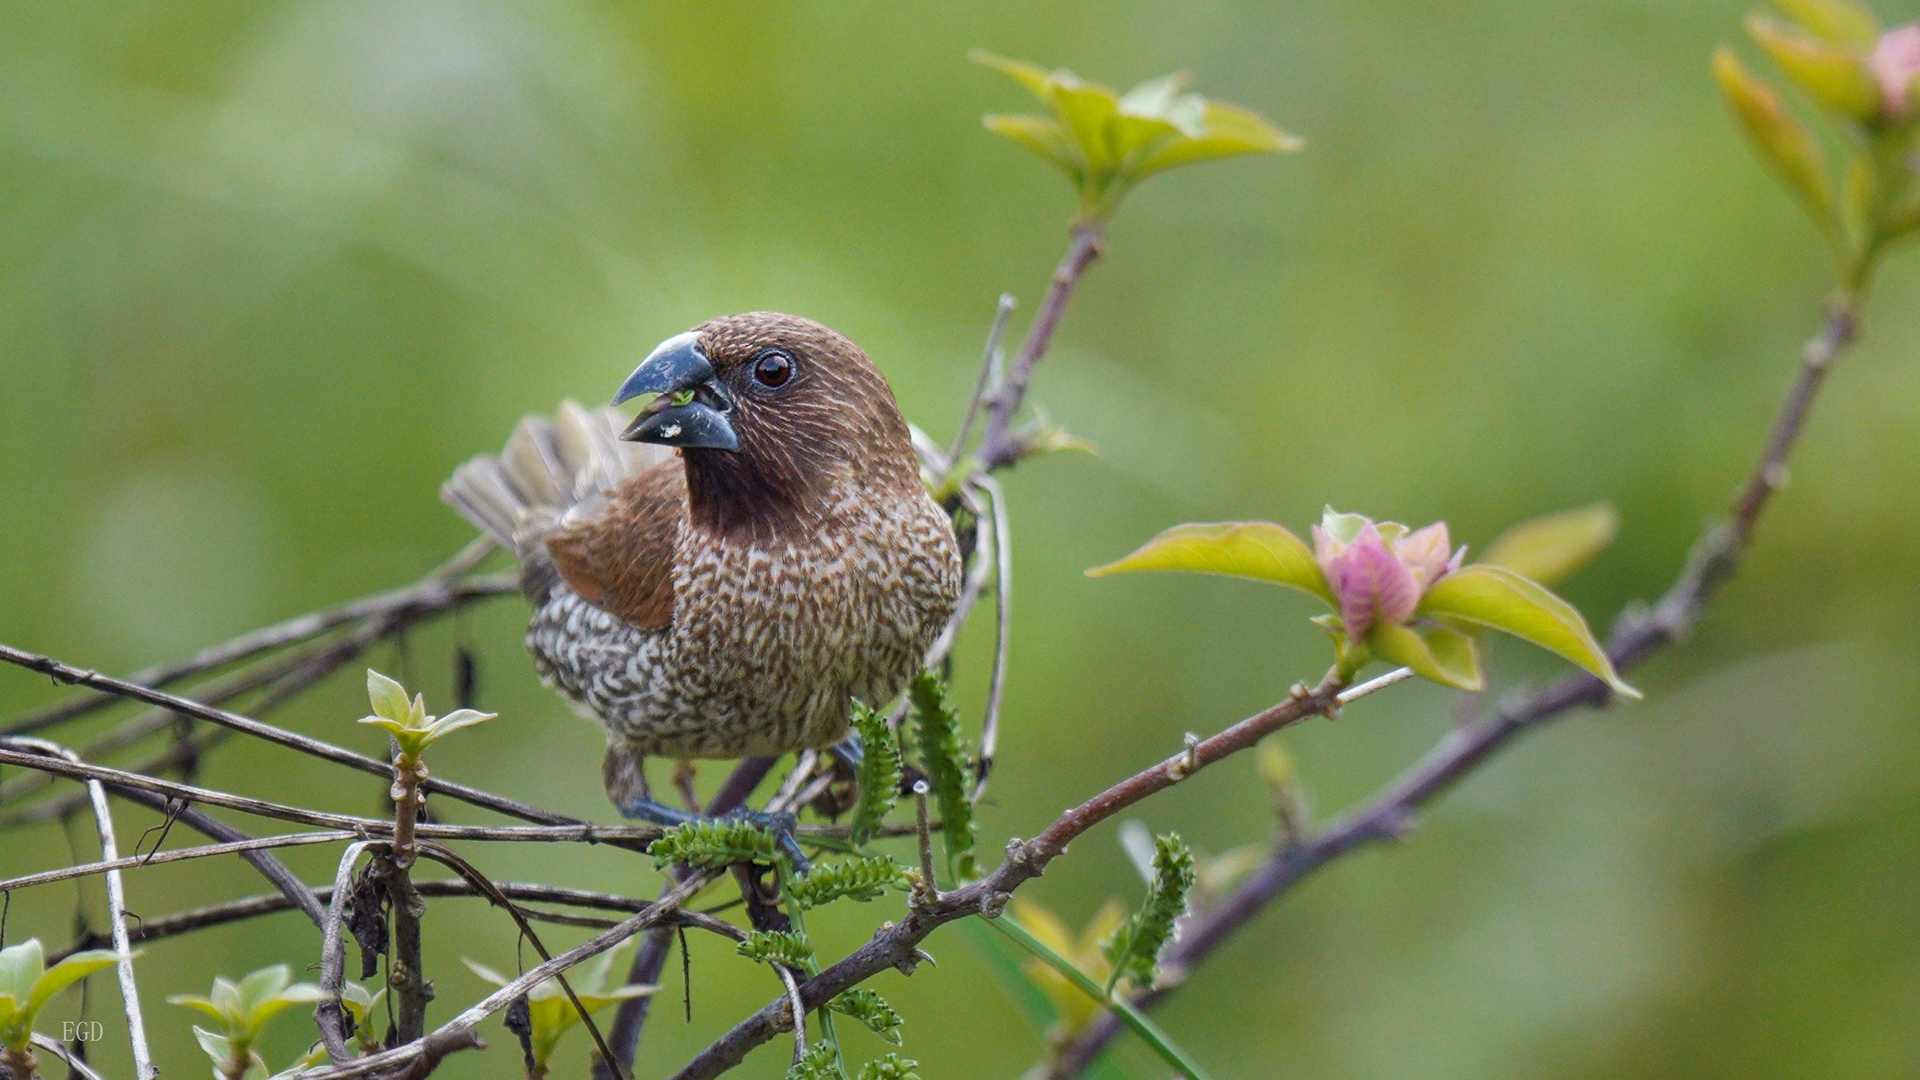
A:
[[459, 958, 511, 988], [1714, 47, 1837, 228], [1130, 100, 1302, 181], [1087, 521, 1334, 605], [983, 114, 1081, 177], [1418, 565, 1640, 698], [0, 941, 44, 1005], [422, 708, 496, 744], [1367, 623, 1484, 692], [168, 995, 231, 1026], [1480, 502, 1619, 586], [365, 669, 411, 723], [235, 965, 291, 1017], [1769, 0, 1880, 49], [1748, 14, 1883, 119], [191, 1025, 233, 1067], [26, 950, 126, 1015], [969, 49, 1057, 100], [246, 983, 325, 1032], [1049, 77, 1123, 175]]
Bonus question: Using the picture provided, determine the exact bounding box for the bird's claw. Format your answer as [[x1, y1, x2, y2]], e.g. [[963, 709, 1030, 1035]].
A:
[[722, 806, 809, 873], [616, 797, 809, 873], [828, 732, 864, 769]]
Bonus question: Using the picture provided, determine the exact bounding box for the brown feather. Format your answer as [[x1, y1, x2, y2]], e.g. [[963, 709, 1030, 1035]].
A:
[[543, 460, 686, 630]]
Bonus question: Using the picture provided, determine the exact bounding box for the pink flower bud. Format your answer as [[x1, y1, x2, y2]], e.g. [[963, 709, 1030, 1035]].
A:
[[1872, 23, 1920, 119], [1312, 511, 1461, 642]]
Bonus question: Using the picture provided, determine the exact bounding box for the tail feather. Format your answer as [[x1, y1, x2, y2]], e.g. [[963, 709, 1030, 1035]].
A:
[[441, 401, 664, 569]]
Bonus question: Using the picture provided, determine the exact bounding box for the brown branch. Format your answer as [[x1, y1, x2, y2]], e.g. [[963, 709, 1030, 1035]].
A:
[[666, 672, 1355, 1080], [0, 654, 657, 839], [976, 225, 1106, 472], [2, 540, 505, 737], [1045, 296, 1860, 1077]]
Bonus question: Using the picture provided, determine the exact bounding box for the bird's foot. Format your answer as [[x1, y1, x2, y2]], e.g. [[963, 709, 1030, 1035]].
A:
[[827, 732, 864, 769], [618, 797, 810, 873]]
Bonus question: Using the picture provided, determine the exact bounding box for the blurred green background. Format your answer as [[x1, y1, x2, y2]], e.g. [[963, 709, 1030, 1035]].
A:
[[4, 2, 1919, 1077]]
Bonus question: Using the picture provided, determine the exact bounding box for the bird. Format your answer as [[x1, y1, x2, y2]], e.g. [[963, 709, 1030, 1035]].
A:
[[441, 313, 963, 857]]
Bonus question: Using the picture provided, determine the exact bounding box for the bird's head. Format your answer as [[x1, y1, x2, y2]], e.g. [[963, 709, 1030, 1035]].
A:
[[613, 312, 917, 536]]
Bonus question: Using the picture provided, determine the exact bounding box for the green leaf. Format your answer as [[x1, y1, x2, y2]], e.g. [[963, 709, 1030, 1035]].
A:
[[828, 988, 904, 1045], [1050, 76, 1124, 176], [246, 983, 326, 1032], [1367, 622, 1484, 692], [1769, 0, 1880, 50], [235, 965, 291, 1018], [736, 929, 814, 967], [969, 49, 1057, 99], [0, 941, 44, 1006], [1748, 14, 1883, 120], [1480, 503, 1619, 586], [1418, 565, 1640, 699], [856, 1054, 922, 1080], [365, 669, 411, 723], [647, 818, 788, 870], [191, 1025, 234, 1068], [422, 707, 496, 745], [167, 995, 231, 1026], [849, 702, 903, 846], [1103, 832, 1197, 994], [1087, 521, 1334, 605], [983, 114, 1082, 179], [910, 673, 977, 881], [26, 950, 126, 1016], [1714, 46, 1837, 230], [788, 1040, 841, 1080], [1129, 100, 1303, 181], [788, 855, 908, 909]]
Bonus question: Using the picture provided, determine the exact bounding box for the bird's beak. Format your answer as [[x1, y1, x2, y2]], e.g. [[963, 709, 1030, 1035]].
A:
[[612, 331, 740, 452]]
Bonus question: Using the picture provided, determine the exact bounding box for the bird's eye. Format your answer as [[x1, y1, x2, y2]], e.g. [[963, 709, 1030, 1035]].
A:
[[752, 350, 794, 389]]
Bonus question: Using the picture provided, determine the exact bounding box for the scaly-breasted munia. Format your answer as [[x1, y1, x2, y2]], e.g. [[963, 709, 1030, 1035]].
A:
[[442, 313, 962, 844]]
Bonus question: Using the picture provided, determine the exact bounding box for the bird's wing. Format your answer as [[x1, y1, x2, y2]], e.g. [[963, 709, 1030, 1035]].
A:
[[543, 459, 686, 630]]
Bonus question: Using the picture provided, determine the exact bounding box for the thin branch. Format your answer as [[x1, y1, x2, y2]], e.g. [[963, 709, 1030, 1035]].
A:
[[2, 540, 503, 736], [30, 1032, 107, 1080], [0, 830, 357, 892], [12, 738, 156, 1080], [1046, 298, 1862, 1077], [414, 842, 624, 1080], [974, 473, 1013, 791], [976, 225, 1105, 472], [51, 879, 742, 959], [295, 873, 716, 1080], [666, 667, 1402, 1080], [0, 644, 626, 835], [946, 292, 1019, 471], [316, 840, 380, 1064]]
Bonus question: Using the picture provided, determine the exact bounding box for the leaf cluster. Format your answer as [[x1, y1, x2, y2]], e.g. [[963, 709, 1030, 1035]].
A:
[[358, 668, 495, 761], [828, 988, 904, 1045], [169, 964, 327, 1080], [973, 51, 1300, 221], [648, 818, 787, 870], [1714, 0, 1920, 285], [848, 701, 902, 846], [788, 856, 909, 910], [0, 939, 128, 1054], [1088, 507, 1636, 696], [909, 674, 977, 882], [1103, 832, 1196, 993], [462, 942, 656, 1074], [736, 930, 815, 968]]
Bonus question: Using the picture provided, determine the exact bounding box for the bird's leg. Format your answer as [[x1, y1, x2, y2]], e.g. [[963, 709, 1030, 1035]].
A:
[[616, 792, 810, 873], [827, 732, 863, 769]]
